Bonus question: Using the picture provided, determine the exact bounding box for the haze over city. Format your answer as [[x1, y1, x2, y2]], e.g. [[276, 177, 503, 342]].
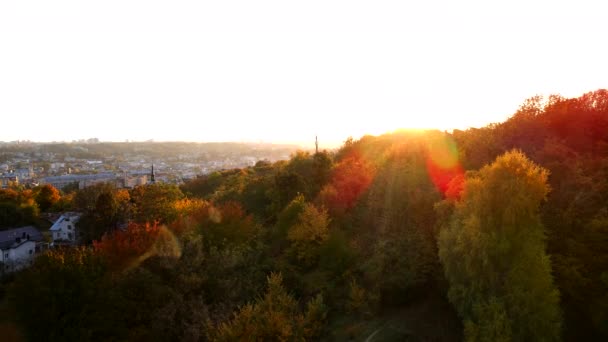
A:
[[2, 1, 607, 146]]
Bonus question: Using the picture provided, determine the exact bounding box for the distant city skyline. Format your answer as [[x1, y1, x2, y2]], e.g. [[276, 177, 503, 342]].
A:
[[1, 1, 606, 148]]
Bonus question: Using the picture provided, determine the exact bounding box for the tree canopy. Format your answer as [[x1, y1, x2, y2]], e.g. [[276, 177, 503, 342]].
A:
[[2, 89, 608, 341]]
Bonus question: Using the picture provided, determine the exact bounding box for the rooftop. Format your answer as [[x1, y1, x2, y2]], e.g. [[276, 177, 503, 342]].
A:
[[49, 213, 81, 231], [0, 226, 43, 250]]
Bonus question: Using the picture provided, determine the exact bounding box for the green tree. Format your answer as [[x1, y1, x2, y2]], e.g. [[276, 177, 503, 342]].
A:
[[74, 183, 129, 243], [311, 151, 333, 196], [358, 141, 440, 304], [438, 150, 561, 341], [272, 170, 307, 211], [198, 202, 259, 250]]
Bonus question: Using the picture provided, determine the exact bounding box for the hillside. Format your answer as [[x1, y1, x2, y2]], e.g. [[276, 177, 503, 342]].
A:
[[1, 89, 607, 341]]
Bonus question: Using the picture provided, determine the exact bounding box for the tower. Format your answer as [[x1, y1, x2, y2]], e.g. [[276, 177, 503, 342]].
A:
[[150, 164, 156, 184], [315, 135, 319, 154]]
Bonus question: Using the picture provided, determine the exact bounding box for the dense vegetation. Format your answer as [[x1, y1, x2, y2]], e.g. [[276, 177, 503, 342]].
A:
[[1, 89, 607, 341]]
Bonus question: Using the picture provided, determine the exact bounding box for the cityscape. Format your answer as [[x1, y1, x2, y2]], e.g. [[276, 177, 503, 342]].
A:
[[1, 0, 607, 340], [0, 141, 300, 190]]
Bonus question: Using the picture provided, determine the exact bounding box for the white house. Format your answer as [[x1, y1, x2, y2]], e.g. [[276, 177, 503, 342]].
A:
[[0, 226, 43, 273], [50, 212, 81, 244]]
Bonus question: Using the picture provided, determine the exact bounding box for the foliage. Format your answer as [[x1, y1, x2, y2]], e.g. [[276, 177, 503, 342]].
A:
[[438, 150, 562, 341], [210, 273, 327, 341], [130, 183, 184, 224], [93, 222, 162, 272], [319, 151, 374, 216], [0, 188, 39, 229], [33, 184, 61, 212], [287, 203, 330, 268], [8, 248, 110, 342], [4, 89, 608, 341]]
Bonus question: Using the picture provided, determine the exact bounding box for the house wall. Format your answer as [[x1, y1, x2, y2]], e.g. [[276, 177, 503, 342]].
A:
[[1, 240, 36, 272], [51, 214, 79, 243]]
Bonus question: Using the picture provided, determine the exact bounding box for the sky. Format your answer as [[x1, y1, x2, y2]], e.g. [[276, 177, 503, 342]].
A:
[[1, 1, 607, 147]]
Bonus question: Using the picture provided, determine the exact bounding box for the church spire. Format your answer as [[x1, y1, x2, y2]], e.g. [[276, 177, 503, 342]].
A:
[[315, 135, 319, 154], [150, 164, 156, 184]]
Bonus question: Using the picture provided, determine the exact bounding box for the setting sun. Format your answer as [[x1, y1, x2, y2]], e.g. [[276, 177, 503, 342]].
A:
[[1, 2, 607, 340]]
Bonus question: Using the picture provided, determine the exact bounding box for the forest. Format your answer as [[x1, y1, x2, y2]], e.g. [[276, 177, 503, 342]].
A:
[[1, 89, 607, 341]]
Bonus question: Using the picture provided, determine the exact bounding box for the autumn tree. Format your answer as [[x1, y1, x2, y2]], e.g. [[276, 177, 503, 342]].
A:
[[93, 222, 163, 272], [438, 150, 561, 341], [74, 183, 131, 243], [287, 203, 330, 269], [130, 183, 183, 224], [198, 201, 259, 250], [311, 150, 333, 195], [33, 184, 61, 212], [357, 142, 440, 304], [451, 89, 608, 339], [0, 188, 39, 228], [8, 248, 112, 341], [273, 170, 307, 211], [210, 273, 327, 341], [318, 151, 374, 216]]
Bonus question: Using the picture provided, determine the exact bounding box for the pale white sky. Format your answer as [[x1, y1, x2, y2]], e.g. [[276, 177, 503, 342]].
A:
[[1, 1, 606, 147]]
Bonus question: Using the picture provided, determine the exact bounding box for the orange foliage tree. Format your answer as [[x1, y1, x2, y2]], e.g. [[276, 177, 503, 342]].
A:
[[93, 222, 161, 272], [318, 152, 374, 215]]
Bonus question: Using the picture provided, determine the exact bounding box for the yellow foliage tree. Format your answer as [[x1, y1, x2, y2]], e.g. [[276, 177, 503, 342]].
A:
[[438, 150, 561, 341], [287, 203, 330, 267], [210, 273, 326, 341]]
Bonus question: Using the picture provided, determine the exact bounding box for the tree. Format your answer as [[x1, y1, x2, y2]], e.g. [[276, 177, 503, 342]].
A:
[[8, 248, 112, 342], [318, 152, 374, 216], [130, 183, 183, 224], [74, 183, 129, 243], [93, 222, 163, 272], [287, 203, 330, 268], [354, 140, 441, 304], [210, 273, 327, 341], [272, 170, 307, 211], [438, 150, 561, 341], [311, 151, 333, 196], [0, 188, 39, 228], [34, 184, 61, 212], [198, 202, 259, 250]]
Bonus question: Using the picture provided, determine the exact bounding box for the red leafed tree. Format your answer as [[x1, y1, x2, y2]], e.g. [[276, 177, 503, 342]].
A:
[[319, 152, 374, 215], [93, 222, 160, 271]]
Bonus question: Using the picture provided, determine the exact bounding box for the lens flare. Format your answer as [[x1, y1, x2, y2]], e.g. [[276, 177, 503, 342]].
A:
[[209, 206, 222, 223], [425, 134, 464, 198], [126, 225, 182, 272]]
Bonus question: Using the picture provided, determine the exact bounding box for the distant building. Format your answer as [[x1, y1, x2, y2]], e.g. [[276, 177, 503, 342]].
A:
[[41, 173, 118, 190], [49, 162, 66, 170], [123, 172, 148, 188], [1, 175, 18, 189], [14, 167, 34, 179], [49, 212, 81, 244], [0, 226, 43, 273]]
